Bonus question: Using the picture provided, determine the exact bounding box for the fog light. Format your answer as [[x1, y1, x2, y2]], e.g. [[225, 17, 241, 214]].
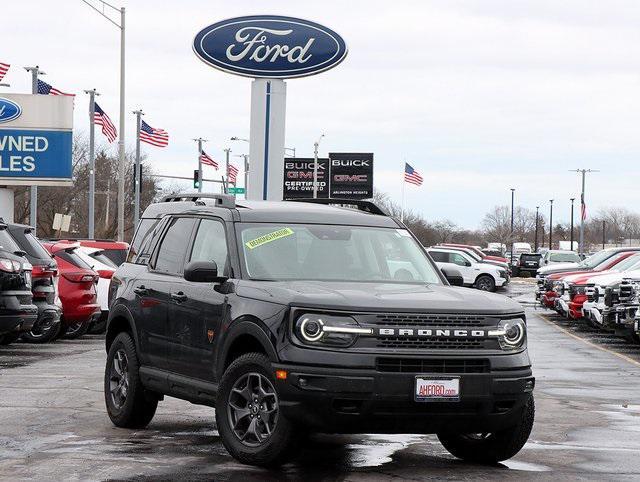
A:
[[275, 370, 287, 380]]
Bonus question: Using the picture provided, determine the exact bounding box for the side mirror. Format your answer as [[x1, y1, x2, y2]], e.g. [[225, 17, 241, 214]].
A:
[[184, 260, 227, 283], [441, 268, 464, 287], [465, 260, 472, 267]]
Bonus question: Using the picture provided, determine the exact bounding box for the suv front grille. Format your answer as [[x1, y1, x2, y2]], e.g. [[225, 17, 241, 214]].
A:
[[376, 357, 490, 373], [375, 337, 486, 350], [372, 314, 485, 327]]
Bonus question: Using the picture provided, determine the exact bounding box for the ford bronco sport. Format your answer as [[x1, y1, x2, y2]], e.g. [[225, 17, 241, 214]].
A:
[[104, 194, 535, 466]]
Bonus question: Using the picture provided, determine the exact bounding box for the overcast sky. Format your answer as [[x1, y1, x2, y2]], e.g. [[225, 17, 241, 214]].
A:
[[4, 1, 640, 228]]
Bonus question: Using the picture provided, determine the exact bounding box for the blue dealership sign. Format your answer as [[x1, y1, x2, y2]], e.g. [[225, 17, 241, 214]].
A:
[[0, 98, 22, 124], [193, 15, 348, 79], [0, 129, 73, 179]]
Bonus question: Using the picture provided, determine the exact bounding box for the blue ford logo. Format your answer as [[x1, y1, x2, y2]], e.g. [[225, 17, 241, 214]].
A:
[[193, 15, 348, 79], [0, 98, 21, 124]]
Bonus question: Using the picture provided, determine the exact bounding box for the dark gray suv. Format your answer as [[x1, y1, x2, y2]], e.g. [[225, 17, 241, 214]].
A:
[[104, 194, 534, 466]]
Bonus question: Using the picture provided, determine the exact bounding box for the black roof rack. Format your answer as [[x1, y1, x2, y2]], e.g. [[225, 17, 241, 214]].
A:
[[160, 193, 236, 208], [288, 198, 388, 216]]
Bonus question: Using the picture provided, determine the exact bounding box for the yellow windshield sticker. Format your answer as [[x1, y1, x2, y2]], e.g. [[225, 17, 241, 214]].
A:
[[245, 228, 294, 250]]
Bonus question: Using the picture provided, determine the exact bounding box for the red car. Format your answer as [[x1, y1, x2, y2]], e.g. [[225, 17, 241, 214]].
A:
[[42, 242, 101, 339], [541, 252, 637, 310], [48, 239, 129, 266]]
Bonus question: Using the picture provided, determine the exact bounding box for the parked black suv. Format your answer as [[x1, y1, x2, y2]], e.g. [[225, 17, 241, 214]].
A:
[[105, 195, 535, 466], [7, 223, 61, 343], [0, 222, 38, 345], [515, 253, 542, 277]]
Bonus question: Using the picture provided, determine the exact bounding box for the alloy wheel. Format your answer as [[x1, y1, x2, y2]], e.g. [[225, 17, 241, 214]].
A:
[[227, 372, 279, 447], [109, 349, 129, 409]]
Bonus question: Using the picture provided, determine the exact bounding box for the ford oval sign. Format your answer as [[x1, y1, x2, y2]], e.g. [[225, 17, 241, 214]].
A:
[[0, 98, 22, 124], [193, 15, 348, 79]]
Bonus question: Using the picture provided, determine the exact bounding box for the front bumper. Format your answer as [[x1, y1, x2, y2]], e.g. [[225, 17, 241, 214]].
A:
[[272, 357, 534, 434], [582, 301, 604, 325], [556, 297, 570, 316]]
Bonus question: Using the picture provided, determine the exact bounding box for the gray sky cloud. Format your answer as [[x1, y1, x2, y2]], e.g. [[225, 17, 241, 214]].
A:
[[4, 1, 640, 227]]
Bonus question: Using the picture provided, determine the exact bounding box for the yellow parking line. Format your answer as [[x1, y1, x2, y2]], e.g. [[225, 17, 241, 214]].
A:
[[536, 313, 640, 368]]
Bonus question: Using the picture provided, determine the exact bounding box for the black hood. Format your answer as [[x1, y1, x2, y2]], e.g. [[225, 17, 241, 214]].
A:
[[235, 280, 522, 315]]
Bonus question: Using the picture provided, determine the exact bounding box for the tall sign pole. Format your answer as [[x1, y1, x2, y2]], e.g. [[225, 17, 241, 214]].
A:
[[117, 6, 126, 241], [193, 138, 206, 192], [570, 169, 599, 256], [132, 109, 144, 227], [534, 206, 539, 252], [312, 134, 324, 199], [24, 66, 45, 232], [85, 89, 99, 238]]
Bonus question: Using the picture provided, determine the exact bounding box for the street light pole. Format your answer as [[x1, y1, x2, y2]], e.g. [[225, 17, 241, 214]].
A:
[[570, 198, 575, 251], [132, 109, 144, 227], [510, 189, 515, 265], [24, 66, 45, 232], [313, 134, 325, 199], [224, 148, 232, 194], [85, 89, 100, 238], [234, 154, 249, 195], [534, 206, 539, 252], [81, 1, 126, 240], [549, 199, 554, 249]]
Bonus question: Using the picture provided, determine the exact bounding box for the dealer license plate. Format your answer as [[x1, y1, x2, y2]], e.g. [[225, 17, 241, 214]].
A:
[[415, 377, 460, 402]]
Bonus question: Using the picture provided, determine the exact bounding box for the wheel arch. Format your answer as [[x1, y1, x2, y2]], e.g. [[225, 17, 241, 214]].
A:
[[105, 304, 139, 353], [217, 318, 279, 380]]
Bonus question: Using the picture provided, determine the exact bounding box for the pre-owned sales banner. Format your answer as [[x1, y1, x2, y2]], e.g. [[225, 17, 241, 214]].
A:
[[328, 152, 374, 199], [283, 157, 329, 199]]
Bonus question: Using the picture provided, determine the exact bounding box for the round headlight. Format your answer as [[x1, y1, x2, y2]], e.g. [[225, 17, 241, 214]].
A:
[[298, 316, 324, 342], [503, 321, 525, 346], [494, 318, 527, 350]]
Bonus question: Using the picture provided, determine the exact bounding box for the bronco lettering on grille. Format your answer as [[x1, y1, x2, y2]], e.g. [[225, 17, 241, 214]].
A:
[[376, 328, 488, 338]]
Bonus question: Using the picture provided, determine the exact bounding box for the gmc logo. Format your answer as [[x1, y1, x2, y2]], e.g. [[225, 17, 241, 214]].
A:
[[333, 174, 368, 182], [375, 328, 487, 338]]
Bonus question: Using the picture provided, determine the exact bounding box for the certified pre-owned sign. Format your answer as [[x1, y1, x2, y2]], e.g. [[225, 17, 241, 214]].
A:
[[193, 15, 348, 79]]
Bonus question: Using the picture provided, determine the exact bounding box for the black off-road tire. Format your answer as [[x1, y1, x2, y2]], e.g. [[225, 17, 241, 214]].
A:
[[104, 331, 158, 429], [475, 275, 496, 292], [61, 320, 91, 340], [438, 395, 535, 464], [216, 353, 296, 466], [0, 333, 21, 345], [21, 321, 61, 344]]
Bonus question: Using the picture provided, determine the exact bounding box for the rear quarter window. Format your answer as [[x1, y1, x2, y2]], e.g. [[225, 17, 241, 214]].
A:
[[128, 218, 162, 264]]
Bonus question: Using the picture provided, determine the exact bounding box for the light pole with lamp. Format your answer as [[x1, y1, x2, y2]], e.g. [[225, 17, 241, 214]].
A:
[[570, 198, 575, 251], [549, 199, 554, 249], [510, 189, 515, 266], [534, 206, 540, 252]]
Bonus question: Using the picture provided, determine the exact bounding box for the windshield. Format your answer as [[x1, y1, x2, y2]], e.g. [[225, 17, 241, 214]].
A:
[[581, 250, 615, 269], [237, 224, 442, 284], [549, 252, 581, 262]]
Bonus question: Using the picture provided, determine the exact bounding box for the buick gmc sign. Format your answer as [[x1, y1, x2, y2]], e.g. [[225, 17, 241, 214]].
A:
[[193, 15, 348, 78]]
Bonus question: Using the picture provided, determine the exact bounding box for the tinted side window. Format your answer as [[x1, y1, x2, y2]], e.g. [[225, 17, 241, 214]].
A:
[[430, 251, 448, 263], [128, 218, 159, 264], [189, 219, 229, 275], [154, 218, 196, 274], [450, 253, 469, 266]]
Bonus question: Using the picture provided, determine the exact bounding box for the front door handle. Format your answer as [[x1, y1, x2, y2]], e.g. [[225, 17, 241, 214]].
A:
[[171, 291, 188, 303], [134, 285, 148, 296]]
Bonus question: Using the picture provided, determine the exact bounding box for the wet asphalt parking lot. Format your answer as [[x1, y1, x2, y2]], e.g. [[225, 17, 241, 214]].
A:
[[1, 280, 640, 481]]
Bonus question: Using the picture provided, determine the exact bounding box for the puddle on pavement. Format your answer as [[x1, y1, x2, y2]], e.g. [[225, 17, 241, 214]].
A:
[[501, 459, 551, 472], [343, 434, 424, 467]]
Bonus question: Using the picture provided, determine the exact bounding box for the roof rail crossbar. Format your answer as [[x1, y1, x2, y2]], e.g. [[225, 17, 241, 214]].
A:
[[160, 193, 236, 208], [288, 198, 388, 216]]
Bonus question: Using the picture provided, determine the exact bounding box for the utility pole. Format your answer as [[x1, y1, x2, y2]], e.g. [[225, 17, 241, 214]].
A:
[[549, 199, 554, 249], [132, 109, 144, 227], [569, 169, 599, 256], [569, 198, 575, 251], [602, 220, 606, 249], [313, 134, 325, 199], [24, 65, 45, 233], [534, 206, 539, 252], [84, 89, 100, 238], [510, 188, 515, 265], [192, 138, 207, 192], [224, 148, 232, 194], [234, 154, 249, 195]]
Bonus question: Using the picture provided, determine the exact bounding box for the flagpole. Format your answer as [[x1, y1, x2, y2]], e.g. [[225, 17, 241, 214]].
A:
[[85, 89, 100, 238], [224, 148, 232, 195], [24, 66, 45, 233], [401, 163, 406, 223], [132, 109, 143, 227]]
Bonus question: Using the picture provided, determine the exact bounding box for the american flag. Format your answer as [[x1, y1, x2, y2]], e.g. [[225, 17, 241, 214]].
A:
[[404, 163, 423, 186], [227, 163, 239, 184], [0, 63, 10, 82], [94, 102, 118, 143], [581, 193, 587, 221], [139, 120, 169, 147], [199, 150, 218, 169], [37, 79, 74, 96]]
